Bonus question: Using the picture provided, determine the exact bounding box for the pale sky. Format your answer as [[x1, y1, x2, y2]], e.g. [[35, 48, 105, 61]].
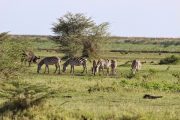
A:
[[0, 0, 180, 37]]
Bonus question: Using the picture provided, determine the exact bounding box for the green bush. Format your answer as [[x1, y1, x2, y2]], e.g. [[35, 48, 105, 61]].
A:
[[0, 33, 30, 80], [0, 81, 54, 118], [159, 55, 179, 65]]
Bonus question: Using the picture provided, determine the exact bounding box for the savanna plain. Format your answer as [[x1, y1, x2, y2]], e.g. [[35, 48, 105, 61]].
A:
[[0, 35, 180, 120]]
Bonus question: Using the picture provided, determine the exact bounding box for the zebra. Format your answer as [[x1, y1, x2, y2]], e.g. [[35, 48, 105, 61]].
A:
[[21, 51, 40, 67], [111, 59, 117, 75], [131, 59, 142, 74], [62, 57, 87, 75], [96, 59, 111, 75], [37, 56, 61, 74]]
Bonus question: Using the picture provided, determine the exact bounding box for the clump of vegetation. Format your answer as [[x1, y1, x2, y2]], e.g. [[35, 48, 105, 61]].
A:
[[172, 72, 180, 79], [172, 72, 180, 83], [0, 32, 30, 80], [126, 72, 136, 79], [88, 83, 117, 93], [142, 69, 157, 81], [125, 72, 141, 79], [159, 55, 179, 65], [0, 81, 55, 119]]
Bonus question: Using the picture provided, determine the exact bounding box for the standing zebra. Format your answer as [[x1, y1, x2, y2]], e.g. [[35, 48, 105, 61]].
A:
[[62, 57, 87, 75], [96, 59, 111, 75], [131, 59, 142, 74], [21, 51, 40, 67], [37, 56, 61, 74], [111, 59, 117, 75]]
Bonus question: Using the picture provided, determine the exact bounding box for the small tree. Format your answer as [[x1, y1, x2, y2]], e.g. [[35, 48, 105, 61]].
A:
[[52, 12, 109, 58]]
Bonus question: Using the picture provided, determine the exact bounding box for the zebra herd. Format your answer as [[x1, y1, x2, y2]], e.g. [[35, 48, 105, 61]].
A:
[[92, 59, 117, 75], [22, 51, 142, 75]]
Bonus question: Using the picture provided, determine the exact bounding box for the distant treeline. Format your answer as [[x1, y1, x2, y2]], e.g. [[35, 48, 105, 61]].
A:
[[110, 50, 180, 54], [110, 36, 180, 45], [10, 34, 180, 46]]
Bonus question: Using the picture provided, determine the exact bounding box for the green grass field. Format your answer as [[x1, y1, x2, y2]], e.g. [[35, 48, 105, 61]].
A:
[[0, 36, 180, 120]]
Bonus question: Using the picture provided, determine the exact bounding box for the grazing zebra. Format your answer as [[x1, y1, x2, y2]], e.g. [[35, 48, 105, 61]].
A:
[[96, 59, 111, 75], [131, 59, 142, 74], [21, 51, 40, 66], [111, 59, 117, 75], [37, 56, 61, 74], [62, 57, 87, 75]]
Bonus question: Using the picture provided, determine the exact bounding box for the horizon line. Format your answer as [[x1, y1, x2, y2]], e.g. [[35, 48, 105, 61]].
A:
[[9, 33, 180, 39]]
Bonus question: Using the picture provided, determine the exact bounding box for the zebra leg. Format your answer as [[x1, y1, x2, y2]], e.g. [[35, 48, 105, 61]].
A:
[[107, 68, 109, 75], [47, 65, 49, 74], [70, 65, 73, 74], [85, 66, 87, 74], [84, 63, 87, 74], [28, 59, 32, 67], [73, 66, 75, 75], [44, 66, 47, 73], [92, 67, 96, 75], [58, 64, 61, 74], [54, 64, 57, 73], [82, 66, 85, 74]]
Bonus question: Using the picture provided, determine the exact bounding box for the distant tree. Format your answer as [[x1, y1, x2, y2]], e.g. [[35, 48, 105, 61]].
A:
[[52, 12, 110, 58]]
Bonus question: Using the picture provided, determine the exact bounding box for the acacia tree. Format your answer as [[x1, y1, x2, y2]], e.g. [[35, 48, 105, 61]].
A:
[[52, 12, 109, 58]]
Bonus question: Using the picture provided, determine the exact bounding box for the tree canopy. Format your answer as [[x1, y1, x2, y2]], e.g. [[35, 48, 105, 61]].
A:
[[52, 12, 110, 58]]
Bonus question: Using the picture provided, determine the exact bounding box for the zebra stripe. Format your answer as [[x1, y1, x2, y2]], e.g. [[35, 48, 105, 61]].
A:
[[37, 56, 61, 74], [92, 59, 117, 75], [63, 57, 87, 74], [131, 60, 142, 74]]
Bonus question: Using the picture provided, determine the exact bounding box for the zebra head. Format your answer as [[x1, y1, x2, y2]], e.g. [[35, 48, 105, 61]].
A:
[[62, 58, 70, 72], [37, 64, 41, 73], [37, 60, 43, 73], [33, 56, 40, 63], [62, 64, 66, 72]]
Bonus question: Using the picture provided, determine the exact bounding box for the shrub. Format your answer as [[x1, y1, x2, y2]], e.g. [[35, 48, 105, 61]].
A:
[[159, 55, 179, 65], [88, 83, 117, 93], [0, 81, 54, 118], [0, 33, 30, 80]]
